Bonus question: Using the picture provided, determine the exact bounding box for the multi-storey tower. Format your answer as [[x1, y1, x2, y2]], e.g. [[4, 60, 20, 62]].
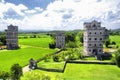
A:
[[6, 24, 19, 50], [84, 20, 109, 55], [56, 32, 65, 49]]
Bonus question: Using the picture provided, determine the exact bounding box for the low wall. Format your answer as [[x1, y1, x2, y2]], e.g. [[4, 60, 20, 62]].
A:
[[66, 60, 116, 65]]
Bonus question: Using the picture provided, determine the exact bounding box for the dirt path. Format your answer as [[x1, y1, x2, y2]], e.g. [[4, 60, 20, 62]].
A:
[[22, 65, 30, 73]]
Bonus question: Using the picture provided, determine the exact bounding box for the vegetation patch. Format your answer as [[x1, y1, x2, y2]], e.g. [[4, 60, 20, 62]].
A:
[[21, 64, 120, 80]]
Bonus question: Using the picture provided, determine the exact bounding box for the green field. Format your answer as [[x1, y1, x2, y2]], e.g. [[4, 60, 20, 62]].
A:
[[0, 35, 56, 72], [21, 64, 120, 80], [110, 35, 120, 47], [19, 35, 52, 48], [21, 35, 120, 80]]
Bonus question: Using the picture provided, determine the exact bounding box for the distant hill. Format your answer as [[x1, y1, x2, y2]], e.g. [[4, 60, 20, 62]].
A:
[[111, 28, 120, 31]]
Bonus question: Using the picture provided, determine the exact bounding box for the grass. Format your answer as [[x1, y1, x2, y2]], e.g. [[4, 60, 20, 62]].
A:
[[0, 46, 56, 72], [19, 36, 52, 48], [37, 60, 65, 69], [0, 35, 56, 72], [21, 63, 120, 80]]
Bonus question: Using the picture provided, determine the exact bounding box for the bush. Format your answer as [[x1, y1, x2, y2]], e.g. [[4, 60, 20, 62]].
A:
[[49, 42, 56, 49], [115, 49, 120, 67], [66, 41, 77, 48], [115, 54, 120, 67], [11, 64, 23, 80], [0, 71, 10, 80], [0, 41, 3, 46], [53, 54, 60, 62]]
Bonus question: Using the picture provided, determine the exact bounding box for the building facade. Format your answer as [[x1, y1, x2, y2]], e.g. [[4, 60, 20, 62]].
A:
[[56, 32, 65, 49], [84, 20, 109, 55], [6, 24, 19, 50]]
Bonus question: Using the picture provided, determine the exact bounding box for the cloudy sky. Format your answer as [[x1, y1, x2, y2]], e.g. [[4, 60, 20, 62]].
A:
[[0, 0, 120, 31]]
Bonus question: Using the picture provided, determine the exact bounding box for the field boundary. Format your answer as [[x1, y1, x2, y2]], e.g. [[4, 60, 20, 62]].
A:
[[37, 60, 116, 73]]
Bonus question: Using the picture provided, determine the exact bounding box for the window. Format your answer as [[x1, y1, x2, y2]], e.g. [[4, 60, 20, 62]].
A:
[[100, 32, 102, 34], [94, 44, 96, 46], [95, 32, 96, 34], [100, 38, 102, 40], [95, 38, 97, 40], [99, 44, 101, 46], [89, 32, 91, 34], [89, 50, 91, 52], [99, 50, 101, 52], [89, 44, 91, 46], [89, 38, 91, 40], [93, 24, 96, 27]]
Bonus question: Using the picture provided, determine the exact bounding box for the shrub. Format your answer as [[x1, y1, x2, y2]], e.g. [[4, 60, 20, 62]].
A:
[[115, 49, 120, 67], [11, 64, 23, 80], [53, 54, 60, 62], [115, 54, 120, 67], [49, 42, 56, 49], [0, 71, 10, 80], [66, 41, 77, 48]]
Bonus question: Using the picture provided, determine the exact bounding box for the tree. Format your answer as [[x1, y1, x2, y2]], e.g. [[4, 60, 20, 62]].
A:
[[66, 41, 77, 48], [105, 39, 110, 48], [80, 35, 84, 43], [77, 31, 84, 43], [112, 41, 116, 45], [65, 32, 76, 43], [0, 35, 6, 45], [49, 42, 56, 49], [0, 41, 3, 46], [115, 49, 120, 67], [0, 71, 10, 80], [11, 64, 23, 80], [53, 54, 60, 62]]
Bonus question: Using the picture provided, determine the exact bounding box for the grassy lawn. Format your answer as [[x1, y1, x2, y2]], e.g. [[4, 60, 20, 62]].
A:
[[19, 37, 52, 48], [21, 63, 120, 80], [0, 35, 56, 72], [38, 60, 65, 69], [0, 46, 56, 72]]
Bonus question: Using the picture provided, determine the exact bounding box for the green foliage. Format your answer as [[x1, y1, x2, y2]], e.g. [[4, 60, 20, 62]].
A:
[[0, 41, 3, 46], [0, 35, 56, 72], [11, 64, 23, 80], [115, 49, 120, 67], [65, 32, 76, 43], [112, 41, 116, 45], [110, 30, 120, 35], [66, 41, 77, 48], [49, 42, 56, 49], [0, 71, 10, 80], [21, 64, 120, 80], [110, 36, 120, 48], [105, 39, 110, 48], [0, 35, 6, 45], [21, 71, 51, 80], [77, 31, 84, 43], [53, 54, 60, 62]]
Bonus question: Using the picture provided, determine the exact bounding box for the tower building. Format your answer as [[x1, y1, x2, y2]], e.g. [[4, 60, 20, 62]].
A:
[[84, 20, 109, 55]]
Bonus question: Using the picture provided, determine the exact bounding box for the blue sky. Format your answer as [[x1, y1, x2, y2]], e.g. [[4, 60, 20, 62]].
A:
[[0, 0, 120, 31]]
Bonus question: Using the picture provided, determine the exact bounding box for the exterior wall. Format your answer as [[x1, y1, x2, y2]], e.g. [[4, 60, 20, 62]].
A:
[[6, 24, 19, 50], [84, 20, 109, 55], [56, 32, 65, 49]]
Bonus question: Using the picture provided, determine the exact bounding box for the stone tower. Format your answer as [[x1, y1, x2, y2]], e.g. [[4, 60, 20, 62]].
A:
[[6, 24, 19, 50], [56, 32, 65, 49], [83, 20, 109, 55]]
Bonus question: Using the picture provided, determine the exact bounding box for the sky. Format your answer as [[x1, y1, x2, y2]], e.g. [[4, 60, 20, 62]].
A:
[[0, 0, 120, 31]]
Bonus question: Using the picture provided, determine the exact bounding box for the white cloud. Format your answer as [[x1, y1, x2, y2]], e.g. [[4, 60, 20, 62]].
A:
[[0, 0, 120, 31]]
